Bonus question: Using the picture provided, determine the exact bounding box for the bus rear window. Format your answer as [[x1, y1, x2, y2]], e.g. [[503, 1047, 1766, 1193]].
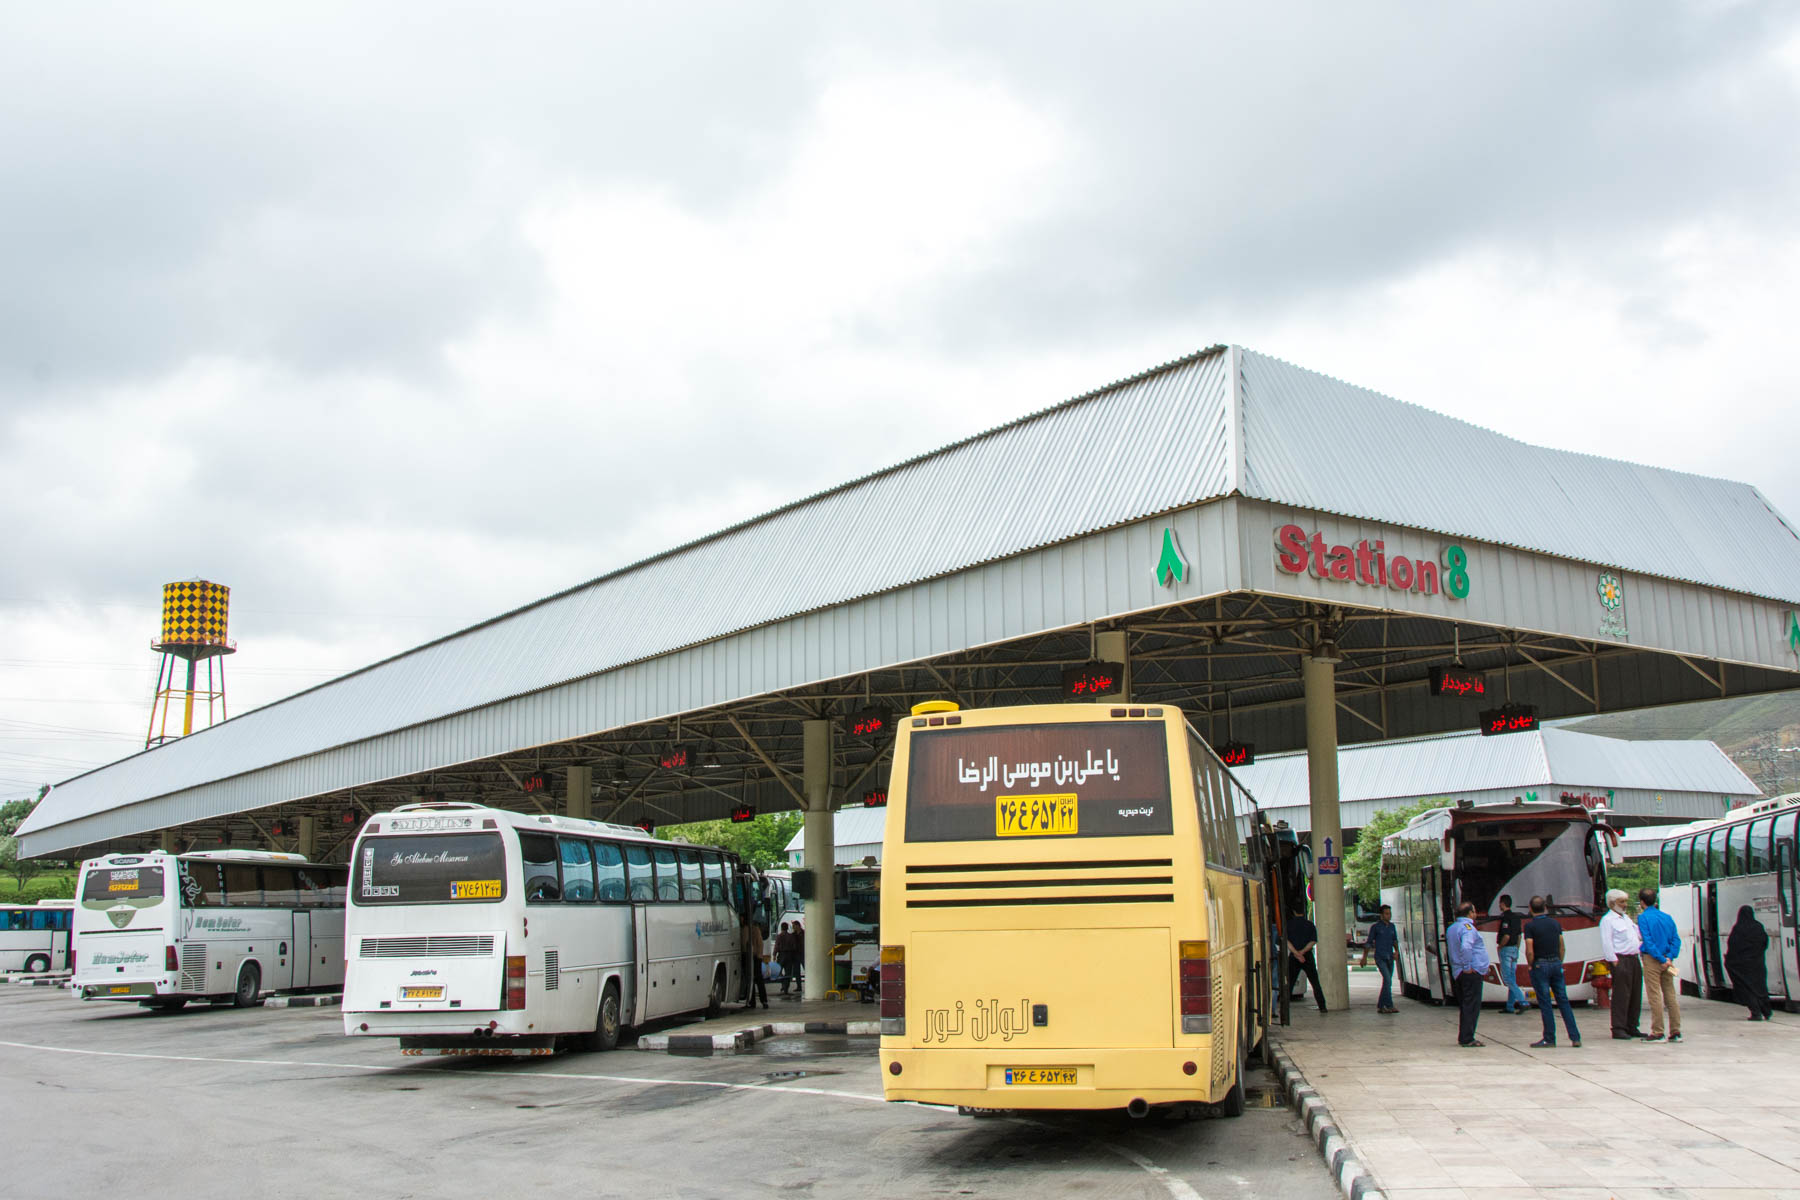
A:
[[904, 722, 1173, 842], [353, 834, 508, 905], [81, 866, 166, 902]]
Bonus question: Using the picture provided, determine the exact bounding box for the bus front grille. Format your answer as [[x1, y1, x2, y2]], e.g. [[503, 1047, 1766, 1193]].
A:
[[180, 943, 208, 992], [903, 859, 1174, 908], [359, 935, 497, 958]]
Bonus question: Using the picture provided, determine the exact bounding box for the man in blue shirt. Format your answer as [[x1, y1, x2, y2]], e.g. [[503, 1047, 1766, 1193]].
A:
[[1360, 904, 1400, 1013], [1637, 888, 1683, 1043], [1445, 901, 1490, 1047]]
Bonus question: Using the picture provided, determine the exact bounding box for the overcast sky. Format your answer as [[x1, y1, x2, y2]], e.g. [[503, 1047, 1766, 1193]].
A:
[[5, 3, 1799, 799]]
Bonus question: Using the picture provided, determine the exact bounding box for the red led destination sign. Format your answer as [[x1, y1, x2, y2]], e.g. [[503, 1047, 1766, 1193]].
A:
[[520, 771, 549, 794], [634, 819, 656, 835], [729, 804, 755, 824], [862, 788, 888, 807], [1217, 741, 1255, 767], [1061, 661, 1124, 699], [844, 708, 891, 738], [658, 745, 693, 771], [1428, 666, 1487, 698], [1479, 704, 1538, 736]]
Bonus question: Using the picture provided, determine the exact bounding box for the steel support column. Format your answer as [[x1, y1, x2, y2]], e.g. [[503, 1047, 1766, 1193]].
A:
[[1303, 655, 1349, 1011], [802, 718, 835, 1001], [565, 765, 592, 821]]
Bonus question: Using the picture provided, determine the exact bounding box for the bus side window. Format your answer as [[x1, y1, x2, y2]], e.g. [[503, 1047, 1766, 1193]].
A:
[[187, 862, 224, 907], [1727, 823, 1750, 876], [1707, 828, 1729, 880], [1748, 820, 1773, 875], [262, 866, 299, 907], [315, 868, 347, 908], [625, 845, 654, 901], [560, 839, 596, 903], [519, 833, 561, 903], [676, 848, 703, 902], [295, 869, 322, 907], [1679, 836, 1698, 885], [1659, 838, 1677, 885], [594, 841, 628, 903], [654, 846, 680, 902], [222, 864, 261, 907], [703, 854, 726, 904]]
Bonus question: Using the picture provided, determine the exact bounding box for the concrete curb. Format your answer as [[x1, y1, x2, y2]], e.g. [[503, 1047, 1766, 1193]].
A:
[[8, 974, 72, 988], [637, 1018, 880, 1055], [264, 993, 342, 1008], [1270, 1048, 1386, 1200]]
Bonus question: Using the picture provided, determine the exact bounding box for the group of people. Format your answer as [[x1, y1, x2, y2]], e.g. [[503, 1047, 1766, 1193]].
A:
[[1385, 886, 1779, 1048], [742, 918, 805, 1009]]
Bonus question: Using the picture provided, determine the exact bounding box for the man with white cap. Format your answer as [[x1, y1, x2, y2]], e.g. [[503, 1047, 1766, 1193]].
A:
[[1598, 888, 1646, 1040]]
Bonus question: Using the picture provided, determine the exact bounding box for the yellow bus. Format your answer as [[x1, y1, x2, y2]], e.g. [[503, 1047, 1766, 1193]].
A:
[[878, 700, 1270, 1117]]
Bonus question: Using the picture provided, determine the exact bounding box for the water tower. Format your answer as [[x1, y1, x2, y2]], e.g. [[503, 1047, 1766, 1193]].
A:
[[146, 579, 236, 747]]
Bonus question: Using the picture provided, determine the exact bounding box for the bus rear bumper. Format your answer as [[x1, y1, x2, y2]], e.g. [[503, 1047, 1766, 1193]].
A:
[[879, 1046, 1224, 1110]]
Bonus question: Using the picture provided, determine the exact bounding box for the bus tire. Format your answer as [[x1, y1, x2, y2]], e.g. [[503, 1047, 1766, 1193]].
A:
[[232, 963, 261, 1008], [706, 967, 726, 1017], [1220, 1064, 1247, 1118], [586, 980, 622, 1052], [24, 954, 50, 974]]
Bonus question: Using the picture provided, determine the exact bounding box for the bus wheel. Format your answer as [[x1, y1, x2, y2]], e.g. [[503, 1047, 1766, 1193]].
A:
[[232, 964, 261, 1008], [706, 967, 726, 1017], [1219, 1046, 1247, 1118], [589, 981, 622, 1052], [24, 954, 50, 974]]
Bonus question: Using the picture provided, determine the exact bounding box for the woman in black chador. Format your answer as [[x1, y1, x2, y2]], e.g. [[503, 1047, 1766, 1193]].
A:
[[1723, 905, 1774, 1021]]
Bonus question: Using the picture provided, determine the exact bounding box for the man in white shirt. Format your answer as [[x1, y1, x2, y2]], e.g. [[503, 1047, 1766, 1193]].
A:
[[1598, 889, 1645, 1040]]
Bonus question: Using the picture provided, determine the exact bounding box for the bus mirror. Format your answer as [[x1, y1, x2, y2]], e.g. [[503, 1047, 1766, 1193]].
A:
[[793, 869, 816, 901]]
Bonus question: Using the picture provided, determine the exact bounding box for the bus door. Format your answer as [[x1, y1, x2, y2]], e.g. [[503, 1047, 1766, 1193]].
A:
[[1422, 867, 1450, 1001], [1699, 881, 1726, 997], [291, 910, 312, 990], [1778, 841, 1798, 1003], [630, 905, 651, 1025]]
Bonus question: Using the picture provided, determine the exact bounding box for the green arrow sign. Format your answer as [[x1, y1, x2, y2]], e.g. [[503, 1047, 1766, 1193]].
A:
[[1156, 528, 1189, 588], [1789, 611, 1800, 657]]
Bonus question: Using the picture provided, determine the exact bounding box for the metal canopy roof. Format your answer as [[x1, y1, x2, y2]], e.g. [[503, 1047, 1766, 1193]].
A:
[[20, 345, 1800, 858], [1234, 727, 1761, 831]]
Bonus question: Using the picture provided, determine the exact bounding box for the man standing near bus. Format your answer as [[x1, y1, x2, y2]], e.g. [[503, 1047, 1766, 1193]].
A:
[[1496, 894, 1528, 1014], [1446, 902, 1489, 1047], [1524, 894, 1580, 1047], [1285, 905, 1328, 1014], [1360, 904, 1399, 1013], [1599, 889, 1645, 1040], [1636, 888, 1682, 1044]]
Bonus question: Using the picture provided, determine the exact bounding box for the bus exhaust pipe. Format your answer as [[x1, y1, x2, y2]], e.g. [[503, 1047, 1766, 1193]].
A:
[[1127, 1099, 1150, 1119]]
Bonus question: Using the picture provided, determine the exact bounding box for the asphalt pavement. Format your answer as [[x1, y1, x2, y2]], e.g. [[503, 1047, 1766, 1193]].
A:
[[0, 986, 1338, 1200]]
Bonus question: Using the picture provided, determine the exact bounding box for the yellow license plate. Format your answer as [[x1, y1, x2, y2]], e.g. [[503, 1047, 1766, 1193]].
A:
[[995, 794, 1078, 837], [401, 986, 445, 1000], [450, 879, 502, 899], [1004, 1067, 1077, 1086], [109, 985, 132, 995]]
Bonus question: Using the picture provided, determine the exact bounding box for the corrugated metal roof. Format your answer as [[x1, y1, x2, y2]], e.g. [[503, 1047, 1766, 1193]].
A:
[[786, 807, 888, 865], [1232, 727, 1761, 814], [21, 343, 1800, 846], [1237, 349, 1800, 601]]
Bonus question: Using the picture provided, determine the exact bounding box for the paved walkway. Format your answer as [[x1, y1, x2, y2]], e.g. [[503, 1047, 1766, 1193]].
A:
[[1274, 969, 1800, 1199]]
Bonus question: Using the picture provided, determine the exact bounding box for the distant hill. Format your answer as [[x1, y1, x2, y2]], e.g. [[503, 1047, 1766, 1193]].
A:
[[1565, 689, 1800, 795]]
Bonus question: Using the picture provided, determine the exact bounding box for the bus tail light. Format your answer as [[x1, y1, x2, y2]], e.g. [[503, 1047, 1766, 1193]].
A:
[[165, 945, 179, 973], [1179, 940, 1211, 1034], [879, 945, 905, 1035], [504, 955, 527, 1010]]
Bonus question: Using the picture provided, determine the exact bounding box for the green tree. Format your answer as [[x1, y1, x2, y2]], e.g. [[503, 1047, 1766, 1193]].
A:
[[1345, 797, 1449, 907], [1605, 858, 1661, 915], [660, 811, 805, 870], [0, 798, 41, 891]]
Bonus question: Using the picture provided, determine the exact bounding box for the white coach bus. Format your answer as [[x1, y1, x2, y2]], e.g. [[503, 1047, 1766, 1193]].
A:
[[343, 804, 751, 1056], [1, 899, 74, 974], [1657, 793, 1798, 1009], [73, 850, 347, 1010]]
